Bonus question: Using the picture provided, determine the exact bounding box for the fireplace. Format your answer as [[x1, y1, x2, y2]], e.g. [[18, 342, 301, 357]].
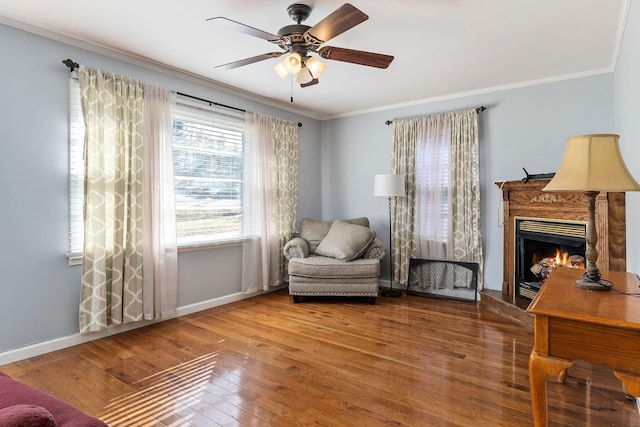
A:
[[514, 218, 586, 299], [496, 179, 626, 305]]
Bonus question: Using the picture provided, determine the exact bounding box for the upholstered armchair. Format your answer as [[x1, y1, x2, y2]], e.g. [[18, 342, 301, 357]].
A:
[[283, 217, 386, 303]]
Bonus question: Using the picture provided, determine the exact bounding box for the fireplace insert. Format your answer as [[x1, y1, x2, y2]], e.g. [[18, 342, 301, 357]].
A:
[[515, 218, 586, 299]]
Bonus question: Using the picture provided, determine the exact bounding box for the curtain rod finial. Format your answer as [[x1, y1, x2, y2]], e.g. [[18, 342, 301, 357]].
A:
[[62, 59, 79, 72]]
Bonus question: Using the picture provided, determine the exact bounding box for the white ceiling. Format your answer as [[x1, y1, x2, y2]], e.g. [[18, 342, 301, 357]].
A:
[[0, 0, 627, 119]]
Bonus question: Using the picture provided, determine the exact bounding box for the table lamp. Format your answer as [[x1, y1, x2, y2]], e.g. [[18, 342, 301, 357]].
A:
[[543, 134, 640, 290]]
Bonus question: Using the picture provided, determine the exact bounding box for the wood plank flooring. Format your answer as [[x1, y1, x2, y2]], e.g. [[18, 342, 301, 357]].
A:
[[1, 289, 639, 426]]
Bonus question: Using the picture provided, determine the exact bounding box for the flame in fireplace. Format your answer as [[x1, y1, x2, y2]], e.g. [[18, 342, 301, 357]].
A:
[[530, 249, 585, 281], [554, 249, 584, 269], [555, 250, 569, 266]]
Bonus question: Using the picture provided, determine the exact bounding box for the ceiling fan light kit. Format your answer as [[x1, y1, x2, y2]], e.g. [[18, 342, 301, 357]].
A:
[[282, 52, 303, 74], [296, 66, 314, 84], [273, 61, 289, 79], [305, 56, 326, 77], [208, 3, 394, 89]]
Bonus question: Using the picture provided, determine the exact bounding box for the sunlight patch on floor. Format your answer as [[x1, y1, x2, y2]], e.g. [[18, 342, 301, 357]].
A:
[[99, 353, 219, 426]]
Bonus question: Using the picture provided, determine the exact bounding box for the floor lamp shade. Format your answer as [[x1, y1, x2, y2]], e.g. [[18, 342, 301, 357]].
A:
[[374, 174, 405, 197], [543, 134, 640, 290], [374, 174, 405, 297]]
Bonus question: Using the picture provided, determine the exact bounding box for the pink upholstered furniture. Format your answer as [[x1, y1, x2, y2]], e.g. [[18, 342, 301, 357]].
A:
[[0, 372, 107, 427]]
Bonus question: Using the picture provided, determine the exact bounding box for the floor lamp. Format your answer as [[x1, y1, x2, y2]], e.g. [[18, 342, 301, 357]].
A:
[[374, 174, 406, 297], [543, 134, 640, 290]]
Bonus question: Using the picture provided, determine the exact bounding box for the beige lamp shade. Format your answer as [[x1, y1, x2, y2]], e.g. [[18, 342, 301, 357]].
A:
[[374, 174, 405, 197], [543, 134, 640, 192]]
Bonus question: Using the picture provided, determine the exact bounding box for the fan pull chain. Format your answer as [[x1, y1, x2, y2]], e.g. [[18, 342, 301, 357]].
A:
[[290, 74, 294, 103]]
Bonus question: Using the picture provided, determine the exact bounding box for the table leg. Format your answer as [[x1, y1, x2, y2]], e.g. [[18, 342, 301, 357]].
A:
[[529, 351, 573, 427], [614, 370, 640, 399]]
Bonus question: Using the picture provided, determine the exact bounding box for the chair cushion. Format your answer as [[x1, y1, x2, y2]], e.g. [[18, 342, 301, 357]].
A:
[[300, 217, 370, 253], [315, 220, 376, 261], [299, 218, 332, 253], [288, 255, 380, 278]]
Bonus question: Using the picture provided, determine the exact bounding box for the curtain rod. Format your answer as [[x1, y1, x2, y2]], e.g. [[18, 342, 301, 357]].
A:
[[384, 105, 487, 125], [63, 59, 302, 128], [177, 92, 246, 113], [177, 93, 302, 128]]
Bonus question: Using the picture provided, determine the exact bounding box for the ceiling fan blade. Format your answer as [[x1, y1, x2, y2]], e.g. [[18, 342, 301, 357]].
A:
[[305, 3, 368, 43], [207, 17, 280, 41], [215, 52, 284, 71], [318, 46, 394, 69]]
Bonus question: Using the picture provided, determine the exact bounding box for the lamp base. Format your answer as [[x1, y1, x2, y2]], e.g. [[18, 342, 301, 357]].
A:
[[575, 278, 613, 291], [381, 288, 402, 297]]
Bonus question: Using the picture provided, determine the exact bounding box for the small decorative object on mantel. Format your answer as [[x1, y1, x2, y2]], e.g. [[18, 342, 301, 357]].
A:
[[521, 168, 555, 183]]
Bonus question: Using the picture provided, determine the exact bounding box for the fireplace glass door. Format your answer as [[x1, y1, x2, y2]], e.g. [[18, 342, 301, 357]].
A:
[[515, 219, 586, 299]]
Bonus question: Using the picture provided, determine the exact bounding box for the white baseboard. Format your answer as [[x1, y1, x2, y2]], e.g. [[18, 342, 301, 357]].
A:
[[0, 286, 284, 366]]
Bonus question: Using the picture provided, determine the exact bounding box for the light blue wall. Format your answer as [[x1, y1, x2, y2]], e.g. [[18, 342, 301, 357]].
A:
[[615, 0, 640, 276], [0, 23, 322, 354], [321, 75, 616, 287], [2, 4, 639, 355]]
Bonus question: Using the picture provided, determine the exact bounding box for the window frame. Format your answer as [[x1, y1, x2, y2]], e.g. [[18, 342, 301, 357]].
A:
[[172, 97, 247, 248]]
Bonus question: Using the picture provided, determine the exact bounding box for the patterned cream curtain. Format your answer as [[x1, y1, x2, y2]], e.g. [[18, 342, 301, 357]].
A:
[[390, 119, 418, 286], [79, 66, 145, 332], [449, 109, 483, 288], [242, 113, 298, 293], [271, 117, 299, 280], [391, 108, 483, 288]]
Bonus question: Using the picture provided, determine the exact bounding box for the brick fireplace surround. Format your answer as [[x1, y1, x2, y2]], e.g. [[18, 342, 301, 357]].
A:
[[481, 178, 627, 327]]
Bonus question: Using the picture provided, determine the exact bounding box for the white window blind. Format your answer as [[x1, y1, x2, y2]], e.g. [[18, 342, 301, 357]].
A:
[[416, 133, 450, 240], [68, 78, 85, 256], [172, 101, 245, 246]]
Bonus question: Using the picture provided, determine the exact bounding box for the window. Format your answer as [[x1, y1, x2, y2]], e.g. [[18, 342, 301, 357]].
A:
[[68, 84, 247, 257], [416, 132, 450, 241], [172, 101, 245, 246]]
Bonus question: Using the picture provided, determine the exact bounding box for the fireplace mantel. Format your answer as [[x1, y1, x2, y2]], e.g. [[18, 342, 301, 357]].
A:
[[497, 178, 626, 302]]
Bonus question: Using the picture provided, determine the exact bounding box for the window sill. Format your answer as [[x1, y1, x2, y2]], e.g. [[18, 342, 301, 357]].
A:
[[68, 237, 254, 265], [67, 253, 83, 266], [178, 238, 248, 252]]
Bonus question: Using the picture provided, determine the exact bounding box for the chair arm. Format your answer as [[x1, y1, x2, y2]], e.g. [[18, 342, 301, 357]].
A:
[[364, 237, 387, 261], [283, 237, 310, 260]]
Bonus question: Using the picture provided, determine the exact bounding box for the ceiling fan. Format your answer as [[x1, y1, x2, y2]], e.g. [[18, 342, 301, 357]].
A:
[[207, 3, 394, 88]]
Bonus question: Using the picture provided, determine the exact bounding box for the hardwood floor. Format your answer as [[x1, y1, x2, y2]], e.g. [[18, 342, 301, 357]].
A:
[[1, 289, 638, 426]]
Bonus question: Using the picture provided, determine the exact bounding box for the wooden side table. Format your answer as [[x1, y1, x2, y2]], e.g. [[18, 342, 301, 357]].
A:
[[527, 267, 640, 426]]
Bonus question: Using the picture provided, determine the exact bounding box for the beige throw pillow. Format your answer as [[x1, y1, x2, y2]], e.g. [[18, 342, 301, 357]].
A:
[[314, 220, 376, 261]]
